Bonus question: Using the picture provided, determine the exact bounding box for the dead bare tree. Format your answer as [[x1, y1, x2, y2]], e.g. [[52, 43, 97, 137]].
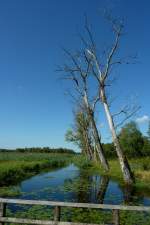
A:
[[85, 18, 135, 184], [59, 49, 109, 171]]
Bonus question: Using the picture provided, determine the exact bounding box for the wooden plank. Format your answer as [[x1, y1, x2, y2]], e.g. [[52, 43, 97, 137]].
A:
[[112, 209, 120, 225], [0, 203, 6, 225], [0, 198, 150, 212], [54, 206, 61, 221], [0, 217, 106, 225]]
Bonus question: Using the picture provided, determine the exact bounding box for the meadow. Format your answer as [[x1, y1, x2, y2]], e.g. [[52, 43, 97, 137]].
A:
[[0, 151, 74, 186]]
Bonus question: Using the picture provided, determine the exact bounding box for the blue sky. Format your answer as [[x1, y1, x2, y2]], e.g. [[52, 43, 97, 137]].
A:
[[0, 0, 149, 150]]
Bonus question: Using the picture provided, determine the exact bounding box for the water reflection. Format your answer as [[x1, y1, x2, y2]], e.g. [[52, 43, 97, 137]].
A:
[[2, 164, 150, 207], [97, 176, 109, 204], [122, 184, 135, 204]]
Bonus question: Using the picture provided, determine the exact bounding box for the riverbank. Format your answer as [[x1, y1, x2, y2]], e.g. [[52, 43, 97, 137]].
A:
[[2, 160, 150, 225], [0, 152, 74, 186], [88, 156, 150, 193], [1, 153, 150, 191]]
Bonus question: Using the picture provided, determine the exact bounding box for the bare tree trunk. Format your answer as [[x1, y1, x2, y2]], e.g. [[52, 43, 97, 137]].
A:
[[83, 93, 109, 171], [83, 144, 91, 160], [84, 130, 93, 160], [89, 109, 109, 171], [86, 134, 93, 160], [100, 89, 134, 184], [93, 144, 98, 162]]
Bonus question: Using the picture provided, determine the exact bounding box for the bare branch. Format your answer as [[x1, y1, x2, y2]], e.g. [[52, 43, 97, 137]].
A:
[[91, 94, 100, 111], [109, 53, 138, 67], [84, 15, 96, 52], [102, 25, 122, 81], [62, 48, 85, 78], [115, 106, 141, 129], [91, 66, 101, 84], [64, 89, 83, 108], [112, 105, 131, 118]]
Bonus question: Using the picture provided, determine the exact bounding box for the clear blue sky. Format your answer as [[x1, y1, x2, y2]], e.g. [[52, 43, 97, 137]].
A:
[[0, 0, 149, 150]]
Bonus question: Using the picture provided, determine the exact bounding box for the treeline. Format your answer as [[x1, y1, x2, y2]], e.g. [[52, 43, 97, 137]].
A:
[[67, 119, 150, 159], [0, 147, 76, 154], [104, 121, 150, 158], [103, 136, 150, 159]]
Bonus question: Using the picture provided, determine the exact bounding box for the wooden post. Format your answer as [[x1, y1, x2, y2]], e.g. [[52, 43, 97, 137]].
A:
[[54, 206, 61, 222], [113, 209, 120, 225], [0, 203, 6, 225]]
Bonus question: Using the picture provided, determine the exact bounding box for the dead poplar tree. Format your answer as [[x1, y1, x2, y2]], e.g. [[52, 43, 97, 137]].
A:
[[59, 49, 109, 171], [85, 18, 135, 184]]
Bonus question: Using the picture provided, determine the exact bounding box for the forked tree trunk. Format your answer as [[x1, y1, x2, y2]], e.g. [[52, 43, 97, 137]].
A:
[[100, 89, 134, 184]]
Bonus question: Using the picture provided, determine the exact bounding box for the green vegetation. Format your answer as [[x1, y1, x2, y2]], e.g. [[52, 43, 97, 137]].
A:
[[5, 206, 150, 225], [0, 147, 75, 154], [102, 121, 150, 159], [1, 150, 150, 192], [5, 187, 150, 225], [67, 120, 150, 160], [66, 121, 150, 190], [65, 111, 92, 158], [0, 151, 74, 187], [70, 154, 150, 195], [0, 186, 21, 197], [0, 132, 150, 224], [72, 155, 93, 169], [1, 153, 150, 225], [91, 157, 150, 194], [70, 154, 150, 193], [119, 121, 144, 157]]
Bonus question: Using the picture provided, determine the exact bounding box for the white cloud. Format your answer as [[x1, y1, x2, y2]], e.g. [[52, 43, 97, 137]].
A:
[[136, 115, 150, 124]]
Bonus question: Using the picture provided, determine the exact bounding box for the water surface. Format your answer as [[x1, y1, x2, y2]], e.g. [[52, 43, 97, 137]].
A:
[[8, 164, 150, 206]]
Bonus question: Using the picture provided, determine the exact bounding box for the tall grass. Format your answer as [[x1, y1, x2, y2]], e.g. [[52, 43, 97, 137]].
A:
[[0, 152, 73, 186], [72, 155, 92, 169]]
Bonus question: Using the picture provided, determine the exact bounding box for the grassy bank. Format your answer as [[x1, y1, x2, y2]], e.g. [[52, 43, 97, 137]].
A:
[[0, 152, 73, 187], [72, 155, 150, 194], [89, 156, 150, 193], [2, 153, 149, 189]]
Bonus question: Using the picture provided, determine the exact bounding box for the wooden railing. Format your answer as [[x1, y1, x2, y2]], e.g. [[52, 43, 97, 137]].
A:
[[0, 198, 150, 225]]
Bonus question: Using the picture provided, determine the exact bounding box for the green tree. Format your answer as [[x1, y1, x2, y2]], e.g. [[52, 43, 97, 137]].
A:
[[147, 121, 150, 140], [142, 121, 150, 156], [119, 121, 144, 157], [102, 143, 115, 158], [65, 111, 93, 160], [142, 136, 150, 156]]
